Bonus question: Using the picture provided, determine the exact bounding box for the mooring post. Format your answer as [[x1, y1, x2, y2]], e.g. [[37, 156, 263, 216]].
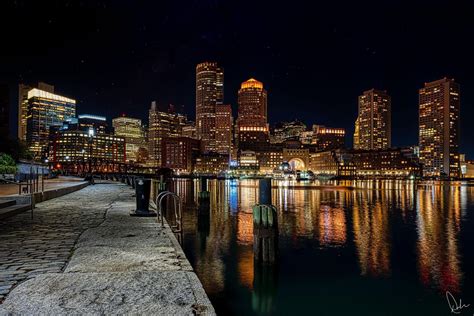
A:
[[198, 176, 210, 210], [253, 178, 278, 264]]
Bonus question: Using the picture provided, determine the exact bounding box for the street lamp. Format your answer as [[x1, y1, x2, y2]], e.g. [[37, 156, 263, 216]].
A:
[[88, 128, 95, 173]]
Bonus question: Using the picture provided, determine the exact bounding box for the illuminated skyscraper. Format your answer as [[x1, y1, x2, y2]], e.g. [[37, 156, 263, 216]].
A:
[[215, 104, 233, 155], [113, 115, 146, 163], [23, 85, 76, 159], [237, 78, 269, 149], [419, 78, 460, 178], [148, 101, 186, 166], [18, 82, 55, 141], [355, 89, 391, 150], [195, 62, 224, 152]]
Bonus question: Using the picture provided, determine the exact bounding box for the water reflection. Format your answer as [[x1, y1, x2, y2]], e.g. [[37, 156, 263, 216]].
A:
[[165, 179, 472, 315], [416, 185, 463, 293]]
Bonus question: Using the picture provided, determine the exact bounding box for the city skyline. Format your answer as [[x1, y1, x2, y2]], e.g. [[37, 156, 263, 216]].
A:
[[1, 1, 474, 156]]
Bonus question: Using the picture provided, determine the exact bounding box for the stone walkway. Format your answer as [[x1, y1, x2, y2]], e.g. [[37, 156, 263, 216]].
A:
[[0, 183, 214, 315], [0, 184, 118, 302]]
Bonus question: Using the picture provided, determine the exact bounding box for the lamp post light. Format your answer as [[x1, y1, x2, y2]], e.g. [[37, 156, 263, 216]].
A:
[[88, 127, 95, 173]]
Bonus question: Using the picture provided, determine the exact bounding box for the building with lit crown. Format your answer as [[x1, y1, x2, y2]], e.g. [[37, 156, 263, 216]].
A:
[[419, 78, 460, 178], [237, 78, 269, 149], [355, 89, 391, 150], [195, 62, 224, 152], [22, 84, 76, 159]]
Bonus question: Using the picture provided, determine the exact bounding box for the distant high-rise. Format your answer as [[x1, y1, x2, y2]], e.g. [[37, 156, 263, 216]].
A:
[[312, 125, 345, 150], [0, 84, 9, 139], [237, 78, 269, 149], [419, 78, 460, 178], [113, 115, 146, 163], [355, 89, 391, 150], [148, 101, 186, 166], [22, 84, 76, 159], [195, 62, 224, 152], [215, 104, 233, 155]]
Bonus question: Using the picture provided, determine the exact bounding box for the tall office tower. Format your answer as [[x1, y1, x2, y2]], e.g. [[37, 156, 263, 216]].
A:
[[353, 117, 360, 149], [18, 82, 55, 141], [355, 89, 391, 150], [419, 78, 460, 178], [236, 78, 269, 149], [112, 115, 146, 163], [23, 85, 76, 159], [0, 84, 9, 139], [195, 62, 224, 152], [148, 101, 187, 166], [215, 104, 233, 155]]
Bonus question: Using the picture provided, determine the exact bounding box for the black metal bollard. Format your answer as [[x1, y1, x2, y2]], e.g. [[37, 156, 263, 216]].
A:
[[130, 177, 155, 217], [131, 176, 136, 189], [126, 176, 131, 186], [253, 178, 278, 264]]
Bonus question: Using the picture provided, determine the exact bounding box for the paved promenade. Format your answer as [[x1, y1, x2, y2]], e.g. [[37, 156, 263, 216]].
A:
[[0, 183, 214, 315]]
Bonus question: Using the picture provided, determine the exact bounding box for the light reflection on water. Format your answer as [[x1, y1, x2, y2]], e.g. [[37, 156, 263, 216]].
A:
[[163, 179, 473, 315]]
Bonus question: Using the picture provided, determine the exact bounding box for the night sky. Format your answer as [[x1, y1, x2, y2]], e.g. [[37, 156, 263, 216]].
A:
[[1, 0, 474, 155]]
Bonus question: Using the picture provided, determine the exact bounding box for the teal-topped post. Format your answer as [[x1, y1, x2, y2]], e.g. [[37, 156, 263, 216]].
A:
[[253, 178, 278, 264]]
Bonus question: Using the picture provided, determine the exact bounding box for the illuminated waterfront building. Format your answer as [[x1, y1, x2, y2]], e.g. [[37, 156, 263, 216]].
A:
[[22, 84, 76, 159], [161, 137, 200, 174], [355, 89, 391, 150], [48, 122, 125, 173], [194, 152, 229, 175], [237, 78, 269, 149], [112, 115, 146, 163], [350, 148, 421, 178], [148, 101, 187, 166], [196, 62, 224, 152], [215, 104, 233, 155], [419, 78, 460, 178], [0, 84, 8, 138], [272, 120, 306, 143], [312, 125, 345, 150], [353, 118, 360, 149]]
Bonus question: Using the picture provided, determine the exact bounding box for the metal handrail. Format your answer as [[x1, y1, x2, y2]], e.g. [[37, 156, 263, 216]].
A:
[[0, 179, 35, 219], [155, 191, 183, 234]]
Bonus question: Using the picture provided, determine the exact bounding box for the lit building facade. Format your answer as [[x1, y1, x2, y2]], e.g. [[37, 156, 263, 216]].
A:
[[112, 115, 146, 163], [24, 86, 76, 159], [215, 104, 233, 155], [419, 78, 460, 178], [49, 126, 125, 174], [182, 121, 197, 139], [161, 137, 200, 174], [355, 89, 391, 150], [194, 153, 229, 175], [196, 62, 224, 152], [312, 125, 345, 150], [18, 82, 55, 141], [148, 101, 186, 166], [237, 78, 269, 149], [78, 114, 108, 134]]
